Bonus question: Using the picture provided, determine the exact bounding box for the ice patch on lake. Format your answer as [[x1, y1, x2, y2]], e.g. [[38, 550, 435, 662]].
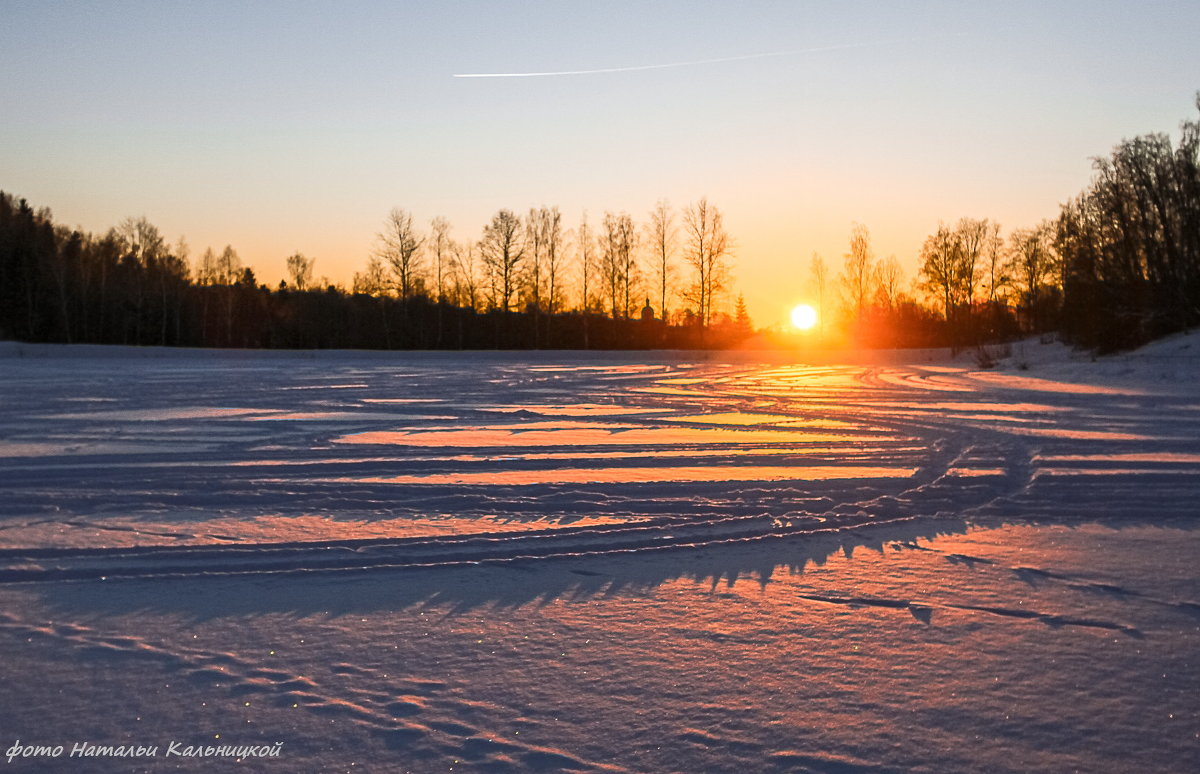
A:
[[2, 338, 1197, 556]]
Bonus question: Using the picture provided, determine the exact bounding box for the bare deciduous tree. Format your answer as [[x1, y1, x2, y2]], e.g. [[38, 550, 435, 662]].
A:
[[1009, 220, 1058, 329], [216, 245, 242, 285], [918, 217, 1002, 324], [430, 217, 452, 302], [954, 217, 989, 306], [522, 207, 564, 313], [160, 235, 190, 344], [978, 220, 1007, 305], [115, 217, 167, 268], [839, 222, 875, 322], [919, 223, 961, 321], [524, 207, 546, 311], [646, 199, 676, 321], [450, 240, 481, 311], [377, 208, 424, 299], [286, 252, 314, 290], [353, 255, 388, 296], [215, 244, 242, 344], [682, 197, 731, 328], [809, 252, 828, 332], [875, 254, 903, 310], [195, 247, 219, 286], [576, 213, 596, 314], [479, 209, 524, 312], [601, 211, 638, 318], [542, 207, 563, 314]]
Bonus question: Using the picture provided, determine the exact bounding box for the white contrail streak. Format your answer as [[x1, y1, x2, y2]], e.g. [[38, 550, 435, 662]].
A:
[[453, 42, 878, 79]]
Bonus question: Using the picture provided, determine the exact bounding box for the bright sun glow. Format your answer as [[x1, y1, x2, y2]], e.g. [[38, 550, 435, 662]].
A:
[[790, 304, 818, 331]]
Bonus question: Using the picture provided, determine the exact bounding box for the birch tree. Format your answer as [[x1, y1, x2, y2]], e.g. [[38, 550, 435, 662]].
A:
[[809, 252, 828, 333], [601, 211, 638, 318], [430, 216, 452, 302], [479, 209, 524, 312], [682, 197, 731, 327], [839, 223, 876, 322], [576, 213, 596, 314], [376, 208, 424, 299], [646, 199, 676, 321]]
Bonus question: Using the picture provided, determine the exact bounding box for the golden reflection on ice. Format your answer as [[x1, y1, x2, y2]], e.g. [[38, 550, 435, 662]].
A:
[[231, 445, 921, 467], [945, 468, 1007, 477], [672, 412, 854, 428], [634, 386, 710, 397], [352, 465, 917, 486], [967, 372, 1146, 395], [880, 401, 1068, 413], [873, 371, 975, 392]]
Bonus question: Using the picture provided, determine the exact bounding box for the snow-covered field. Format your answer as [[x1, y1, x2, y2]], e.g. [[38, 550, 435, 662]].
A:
[[0, 338, 1197, 772]]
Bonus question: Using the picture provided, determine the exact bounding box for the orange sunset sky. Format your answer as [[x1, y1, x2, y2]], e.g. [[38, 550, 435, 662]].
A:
[[3, 1, 1199, 327]]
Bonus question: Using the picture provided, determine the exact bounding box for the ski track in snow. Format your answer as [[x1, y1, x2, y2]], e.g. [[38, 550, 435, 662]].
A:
[[0, 339, 1198, 772]]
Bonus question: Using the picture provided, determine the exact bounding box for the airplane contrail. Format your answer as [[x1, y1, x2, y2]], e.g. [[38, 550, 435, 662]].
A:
[[453, 41, 883, 79]]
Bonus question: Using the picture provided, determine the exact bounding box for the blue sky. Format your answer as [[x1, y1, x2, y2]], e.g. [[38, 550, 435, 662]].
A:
[[3, 1, 1198, 325]]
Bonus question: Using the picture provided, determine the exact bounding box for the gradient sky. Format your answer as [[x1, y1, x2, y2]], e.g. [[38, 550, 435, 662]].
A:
[[3, 1, 1198, 327]]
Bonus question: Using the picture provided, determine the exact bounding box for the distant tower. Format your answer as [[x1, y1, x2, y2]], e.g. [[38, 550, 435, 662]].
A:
[[640, 297, 655, 322]]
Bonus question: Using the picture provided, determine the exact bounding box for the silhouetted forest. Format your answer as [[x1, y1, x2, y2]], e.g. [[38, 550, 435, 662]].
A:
[[806, 97, 1200, 352], [1056, 101, 1200, 349], [2, 99, 1197, 352], [0, 194, 749, 350]]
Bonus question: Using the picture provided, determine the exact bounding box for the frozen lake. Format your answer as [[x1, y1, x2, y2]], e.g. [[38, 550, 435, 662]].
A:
[[0, 341, 1197, 772]]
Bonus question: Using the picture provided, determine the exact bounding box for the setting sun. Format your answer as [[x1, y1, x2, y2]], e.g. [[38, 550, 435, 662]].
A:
[[791, 304, 818, 331]]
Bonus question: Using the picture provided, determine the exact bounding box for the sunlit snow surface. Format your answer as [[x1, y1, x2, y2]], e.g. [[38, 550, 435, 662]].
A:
[[0, 340, 1197, 772]]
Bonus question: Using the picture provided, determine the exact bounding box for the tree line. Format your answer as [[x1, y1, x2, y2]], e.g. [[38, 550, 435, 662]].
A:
[[795, 97, 1200, 352], [2, 98, 1197, 352], [354, 200, 735, 329], [0, 195, 749, 350]]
